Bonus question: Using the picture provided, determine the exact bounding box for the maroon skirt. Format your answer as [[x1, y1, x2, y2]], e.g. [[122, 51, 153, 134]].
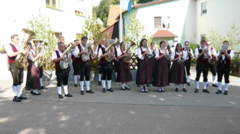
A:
[[149, 57, 156, 81], [136, 56, 152, 84], [117, 59, 132, 82], [169, 61, 186, 84], [153, 58, 168, 87], [25, 62, 41, 90]]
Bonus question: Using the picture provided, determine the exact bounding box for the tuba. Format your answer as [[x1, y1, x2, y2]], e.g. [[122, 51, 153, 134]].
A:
[[81, 43, 93, 62], [59, 43, 75, 69], [15, 28, 36, 68], [33, 39, 47, 67], [105, 38, 120, 62], [123, 40, 136, 63]]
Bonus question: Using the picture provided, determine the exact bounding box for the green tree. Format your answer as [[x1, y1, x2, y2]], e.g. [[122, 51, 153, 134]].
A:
[[207, 24, 240, 51], [27, 9, 57, 71]]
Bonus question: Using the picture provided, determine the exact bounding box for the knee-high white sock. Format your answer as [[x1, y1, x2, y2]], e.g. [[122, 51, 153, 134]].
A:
[[218, 82, 222, 91], [102, 80, 106, 88], [107, 80, 112, 89], [12, 86, 17, 97], [224, 83, 229, 91], [98, 74, 102, 81], [40, 78, 43, 86], [187, 75, 190, 82], [195, 81, 199, 89], [57, 86, 62, 95], [86, 81, 90, 91], [115, 72, 117, 79], [121, 83, 125, 88], [77, 75, 80, 80], [74, 75, 78, 84], [203, 82, 207, 89], [212, 76, 216, 84], [183, 84, 186, 88], [80, 81, 84, 91], [16, 85, 22, 97], [63, 85, 68, 94]]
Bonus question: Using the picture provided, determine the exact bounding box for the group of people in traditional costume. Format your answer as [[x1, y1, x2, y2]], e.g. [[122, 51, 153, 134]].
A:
[[6, 33, 235, 102]]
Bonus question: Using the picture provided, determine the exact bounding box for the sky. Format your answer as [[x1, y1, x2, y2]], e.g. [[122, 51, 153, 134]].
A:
[[92, 0, 101, 6]]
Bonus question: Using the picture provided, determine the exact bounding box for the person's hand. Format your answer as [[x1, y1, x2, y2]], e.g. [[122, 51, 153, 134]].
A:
[[59, 57, 66, 61], [37, 54, 42, 58], [21, 50, 26, 55]]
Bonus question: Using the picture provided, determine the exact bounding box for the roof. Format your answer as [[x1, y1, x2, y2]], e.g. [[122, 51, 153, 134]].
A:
[[152, 30, 177, 38], [107, 5, 125, 27]]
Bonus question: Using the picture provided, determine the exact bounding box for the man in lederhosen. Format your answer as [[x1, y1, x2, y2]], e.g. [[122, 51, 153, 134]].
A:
[[52, 42, 73, 99], [73, 36, 94, 95], [98, 39, 115, 93], [216, 41, 234, 95], [207, 41, 217, 87], [72, 39, 80, 87], [183, 41, 194, 86], [5, 34, 27, 102], [194, 39, 211, 93]]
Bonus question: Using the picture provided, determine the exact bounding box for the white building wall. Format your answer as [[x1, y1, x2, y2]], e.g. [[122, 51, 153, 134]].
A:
[[0, 0, 92, 46], [196, 0, 240, 51], [122, 0, 196, 44]]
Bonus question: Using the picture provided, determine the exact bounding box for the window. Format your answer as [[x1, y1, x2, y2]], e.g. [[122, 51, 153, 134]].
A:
[[46, 0, 60, 9], [75, 10, 84, 16], [154, 16, 170, 29], [201, 2, 207, 15]]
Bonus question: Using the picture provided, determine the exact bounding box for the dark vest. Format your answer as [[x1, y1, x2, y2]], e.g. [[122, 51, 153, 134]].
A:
[[197, 47, 209, 65], [218, 50, 231, 67], [55, 50, 61, 70], [8, 43, 18, 64], [99, 47, 107, 66]]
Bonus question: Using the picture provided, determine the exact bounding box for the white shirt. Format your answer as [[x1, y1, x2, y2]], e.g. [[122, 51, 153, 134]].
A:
[[171, 51, 186, 60], [209, 46, 217, 57], [183, 48, 194, 60], [116, 47, 122, 57], [52, 49, 68, 60], [5, 42, 20, 57], [155, 48, 169, 58], [98, 45, 106, 59], [73, 43, 85, 58], [28, 49, 36, 61], [135, 47, 152, 60], [94, 44, 103, 55], [216, 49, 234, 60], [195, 47, 212, 58]]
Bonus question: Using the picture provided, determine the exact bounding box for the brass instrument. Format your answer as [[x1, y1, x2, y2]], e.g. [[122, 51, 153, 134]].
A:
[[123, 40, 136, 63], [33, 39, 47, 67], [221, 44, 228, 55], [15, 28, 36, 68], [147, 47, 154, 59], [105, 38, 120, 62], [59, 43, 75, 69], [81, 43, 93, 62]]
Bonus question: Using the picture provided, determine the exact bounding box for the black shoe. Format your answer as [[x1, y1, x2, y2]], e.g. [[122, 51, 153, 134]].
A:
[[212, 84, 218, 87], [86, 89, 94, 94], [59, 94, 63, 99], [107, 88, 114, 92], [125, 87, 130, 90], [141, 90, 145, 93], [18, 96, 27, 100], [183, 88, 187, 92], [121, 87, 126, 90], [216, 90, 222, 94], [31, 91, 41, 95], [175, 88, 178, 92], [65, 93, 73, 97], [13, 96, 21, 102], [187, 82, 190, 86], [145, 90, 148, 93], [195, 88, 199, 93], [98, 81, 101, 86], [74, 84, 78, 87], [203, 89, 210, 93], [224, 91, 228, 95], [80, 90, 84, 95], [103, 88, 106, 93], [41, 86, 46, 89]]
